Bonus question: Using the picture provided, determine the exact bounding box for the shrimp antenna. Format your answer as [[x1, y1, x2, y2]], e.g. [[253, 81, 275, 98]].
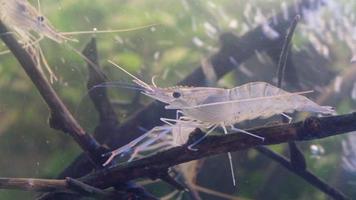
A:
[[37, 0, 42, 14], [89, 82, 143, 92], [108, 60, 153, 91], [61, 23, 160, 36]]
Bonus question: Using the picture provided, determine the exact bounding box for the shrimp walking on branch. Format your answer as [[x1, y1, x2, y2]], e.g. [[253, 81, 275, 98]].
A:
[[108, 60, 335, 139], [107, 60, 336, 185]]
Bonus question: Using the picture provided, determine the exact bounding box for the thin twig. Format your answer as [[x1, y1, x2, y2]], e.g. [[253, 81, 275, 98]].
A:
[[65, 177, 116, 198], [277, 15, 301, 87], [275, 14, 307, 170]]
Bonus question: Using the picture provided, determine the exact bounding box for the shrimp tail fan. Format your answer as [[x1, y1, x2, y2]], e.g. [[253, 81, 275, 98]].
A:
[[302, 105, 336, 115]]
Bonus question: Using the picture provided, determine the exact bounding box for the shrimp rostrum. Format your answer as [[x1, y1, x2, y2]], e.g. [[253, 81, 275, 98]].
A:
[[110, 61, 336, 146]]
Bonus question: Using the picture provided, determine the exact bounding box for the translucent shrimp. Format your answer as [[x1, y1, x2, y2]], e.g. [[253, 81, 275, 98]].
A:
[[109, 61, 336, 138], [0, 0, 157, 44], [109, 61, 336, 186], [0, 0, 72, 44], [0, 0, 65, 81], [102, 126, 172, 166], [102, 120, 199, 166], [0, 0, 157, 82]]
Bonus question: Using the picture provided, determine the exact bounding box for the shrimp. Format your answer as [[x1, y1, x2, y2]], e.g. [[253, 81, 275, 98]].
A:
[[102, 120, 200, 166], [0, 0, 157, 82], [108, 61, 335, 140], [0, 0, 65, 81], [109, 60, 336, 186], [0, 0, 72, 44], [102, 126, 172, 166]]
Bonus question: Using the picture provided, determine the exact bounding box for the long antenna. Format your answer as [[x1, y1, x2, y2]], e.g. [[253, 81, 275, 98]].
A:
[[108, 60, 153, 91], [37, 0, 42, 14], [61, 24, 159, 35]]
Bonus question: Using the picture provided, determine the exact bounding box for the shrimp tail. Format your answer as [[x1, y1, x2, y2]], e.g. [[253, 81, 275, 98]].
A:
[[301, 105, 336, 115]]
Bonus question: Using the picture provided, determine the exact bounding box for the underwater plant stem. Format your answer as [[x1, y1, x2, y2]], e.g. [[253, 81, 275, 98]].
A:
[[0, 21, 103, 166]]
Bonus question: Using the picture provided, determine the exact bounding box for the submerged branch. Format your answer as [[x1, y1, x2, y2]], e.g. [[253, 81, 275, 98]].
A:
[[79, 113, 354, 190], [0, 177, 127, 199], [1, 113, 352, 199], [0, 22, 103, 166], [0, 178, 67, 192]]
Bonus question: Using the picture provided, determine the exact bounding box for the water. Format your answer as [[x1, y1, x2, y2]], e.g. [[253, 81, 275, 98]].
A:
[[0, 0, 355, 199]]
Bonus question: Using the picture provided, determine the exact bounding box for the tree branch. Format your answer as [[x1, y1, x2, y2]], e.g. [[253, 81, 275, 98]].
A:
[[0, 22, 103, 165], [0, 113, 352, 199], [83, 38, 120, 142], [0, 177, 128, 199], [0, 178, 67, 192], [78, 113, 354, 192]]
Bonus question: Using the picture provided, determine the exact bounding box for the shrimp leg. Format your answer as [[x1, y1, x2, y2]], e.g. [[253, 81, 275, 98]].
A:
[[230, 126, 265, 141], [128, 128, 170, 162], [281, 113, 292, 123], [221, 124, 237, 187], [187, 124, 219, 151], [102, 126, 168, 166]]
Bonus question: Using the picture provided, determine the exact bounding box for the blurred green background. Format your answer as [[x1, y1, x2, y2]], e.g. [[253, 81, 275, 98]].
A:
[[0, 0, 356, 199]]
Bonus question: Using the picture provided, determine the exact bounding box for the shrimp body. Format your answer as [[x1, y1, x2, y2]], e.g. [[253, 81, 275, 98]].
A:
[[173, 82, 335, 126]]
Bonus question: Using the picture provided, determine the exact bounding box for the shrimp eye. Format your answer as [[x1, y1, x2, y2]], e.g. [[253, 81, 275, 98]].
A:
[[172, 92, 181, 98], [37, 16, 45, 22]]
